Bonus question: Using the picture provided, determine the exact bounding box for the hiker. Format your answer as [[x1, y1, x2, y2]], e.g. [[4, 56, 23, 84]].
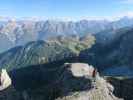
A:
[[92, 68, 97, 79], [90, 68, 98, 89]]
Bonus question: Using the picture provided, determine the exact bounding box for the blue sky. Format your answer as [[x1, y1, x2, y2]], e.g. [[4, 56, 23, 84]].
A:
[[0, 0, 133, 20]]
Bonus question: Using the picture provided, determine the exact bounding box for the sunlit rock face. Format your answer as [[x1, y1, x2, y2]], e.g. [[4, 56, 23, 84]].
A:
[[0, 69, 12, 91], [65, 63, 94, 77]]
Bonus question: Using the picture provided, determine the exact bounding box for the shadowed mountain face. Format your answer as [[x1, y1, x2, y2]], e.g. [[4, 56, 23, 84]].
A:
[[0, 62, 93, 100], [0, 59, 90, 100], [80, 27, 133, 74], [8, 60, 71, 91], [7, 61, 91, 92]]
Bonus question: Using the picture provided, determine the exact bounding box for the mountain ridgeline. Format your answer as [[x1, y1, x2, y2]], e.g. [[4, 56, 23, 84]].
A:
[[0, 41, 74, 71], [0, 35, 95, 71], [1, 16, 133, 52]]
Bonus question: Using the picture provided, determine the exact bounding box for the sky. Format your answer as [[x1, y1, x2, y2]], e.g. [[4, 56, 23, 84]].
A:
[[0, 0, 133, 21]]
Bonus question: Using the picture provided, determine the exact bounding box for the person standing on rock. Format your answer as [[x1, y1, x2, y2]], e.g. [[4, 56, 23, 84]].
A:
[[91, 68, 98, 89], [92, 68, 97, 80]]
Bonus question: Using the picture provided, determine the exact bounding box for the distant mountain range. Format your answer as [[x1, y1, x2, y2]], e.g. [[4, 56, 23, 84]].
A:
[[1, 16, 133, 53]]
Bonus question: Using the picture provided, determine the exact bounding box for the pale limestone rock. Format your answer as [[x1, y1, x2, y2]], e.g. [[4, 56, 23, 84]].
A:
[[65, 63, 94, 77], [0, 69, 12, 91]]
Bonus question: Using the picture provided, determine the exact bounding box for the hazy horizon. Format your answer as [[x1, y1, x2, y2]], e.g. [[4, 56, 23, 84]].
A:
[[0, 0, 133, 21]]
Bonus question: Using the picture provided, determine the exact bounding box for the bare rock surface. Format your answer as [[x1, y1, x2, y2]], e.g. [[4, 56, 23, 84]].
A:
[[56, 63, 123, 100]]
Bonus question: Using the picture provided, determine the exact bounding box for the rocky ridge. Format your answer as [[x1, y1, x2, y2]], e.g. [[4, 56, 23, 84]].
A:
[[0, 63, 122, 100], [56, 65, 122, 100]]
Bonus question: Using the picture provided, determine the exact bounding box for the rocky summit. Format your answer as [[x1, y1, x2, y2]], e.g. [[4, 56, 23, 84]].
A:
[[0, 62, 122, 100], [56, 63, 122, 100]]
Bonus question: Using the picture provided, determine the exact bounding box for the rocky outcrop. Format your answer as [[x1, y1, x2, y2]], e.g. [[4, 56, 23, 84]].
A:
[[56, 64, 122, 100], [0, 63, 122, 100], [0, 69, 12, 91]]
